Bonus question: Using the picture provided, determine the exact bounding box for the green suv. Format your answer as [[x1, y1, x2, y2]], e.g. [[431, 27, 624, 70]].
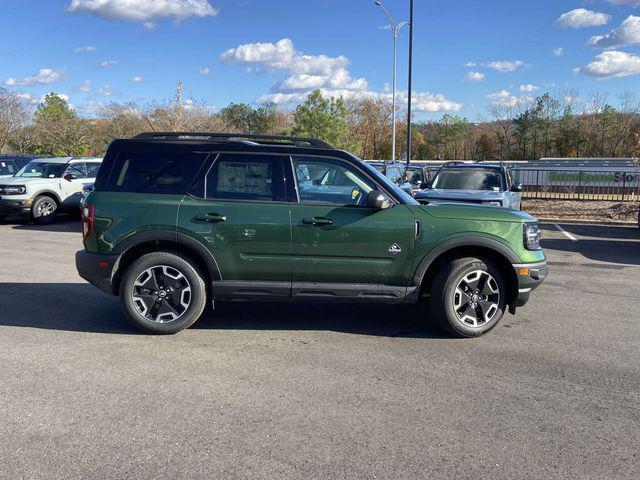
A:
[[76, 133, 547, 337]]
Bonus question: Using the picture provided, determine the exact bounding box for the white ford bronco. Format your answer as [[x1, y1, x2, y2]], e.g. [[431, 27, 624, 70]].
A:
[[0, 157, 102, 224]]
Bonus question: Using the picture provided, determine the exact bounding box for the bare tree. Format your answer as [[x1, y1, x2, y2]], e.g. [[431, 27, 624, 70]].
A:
[[0, 89, 30, 153]]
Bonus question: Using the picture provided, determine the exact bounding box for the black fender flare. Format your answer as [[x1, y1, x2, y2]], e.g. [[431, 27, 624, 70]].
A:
[[112, 230, 222, 281], [33, 190, 63, 205], [413, 236, 519, 286]]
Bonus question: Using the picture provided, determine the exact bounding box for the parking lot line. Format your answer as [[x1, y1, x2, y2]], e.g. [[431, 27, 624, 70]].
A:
[[554, 224, 578, 242]]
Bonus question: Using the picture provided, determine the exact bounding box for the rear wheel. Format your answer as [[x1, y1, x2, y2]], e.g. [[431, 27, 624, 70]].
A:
[[119, 252, 207, 334], [31, 195, 58, 224], [431, 257, 507, 338]]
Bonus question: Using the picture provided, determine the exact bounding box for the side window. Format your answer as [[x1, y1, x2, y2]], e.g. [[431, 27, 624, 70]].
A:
[[104, 151, 207, 194], [204, 154, 286, 202], [293, 156, 376, 207], [86, 163, 102, 178], [65, 163, 88, 179]]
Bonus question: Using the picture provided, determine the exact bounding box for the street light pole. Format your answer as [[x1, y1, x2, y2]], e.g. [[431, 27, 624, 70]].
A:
[[406, 0, 414, 165], [375, 1, 407, 162]]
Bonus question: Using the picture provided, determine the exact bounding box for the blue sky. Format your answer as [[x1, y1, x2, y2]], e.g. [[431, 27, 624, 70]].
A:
[[1, 0, 639, 120]]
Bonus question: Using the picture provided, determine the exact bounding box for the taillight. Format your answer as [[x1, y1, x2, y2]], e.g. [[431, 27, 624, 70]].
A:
[[82, 204, 94, 239]]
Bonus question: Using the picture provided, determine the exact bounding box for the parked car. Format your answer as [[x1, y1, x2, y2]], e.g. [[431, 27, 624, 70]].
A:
[[0, 157, 102, 223], [0, 156, 35, 178], [77, 133, 547, 338], [80, 181, 94, 208], [415, 162, 523, 210], [368, 161, 430, 196]]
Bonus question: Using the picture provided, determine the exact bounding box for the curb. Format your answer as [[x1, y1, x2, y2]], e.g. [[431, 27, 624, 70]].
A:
[[538, 218, 637, 227]]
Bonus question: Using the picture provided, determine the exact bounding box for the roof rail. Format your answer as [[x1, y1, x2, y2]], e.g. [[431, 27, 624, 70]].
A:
[[133, 132, 334, 149]]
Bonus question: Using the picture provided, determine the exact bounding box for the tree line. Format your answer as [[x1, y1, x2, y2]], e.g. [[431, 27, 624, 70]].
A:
[[1, 87, 639, 160]]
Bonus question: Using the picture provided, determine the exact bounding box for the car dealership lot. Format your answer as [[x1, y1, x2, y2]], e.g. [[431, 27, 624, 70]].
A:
[[0, 220, 638, 479]]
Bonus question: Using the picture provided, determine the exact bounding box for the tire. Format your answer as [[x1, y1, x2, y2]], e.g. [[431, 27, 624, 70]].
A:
[[119, 252, 207, 334], [31, 195, 58, 224], [430, 257, 507, 338]]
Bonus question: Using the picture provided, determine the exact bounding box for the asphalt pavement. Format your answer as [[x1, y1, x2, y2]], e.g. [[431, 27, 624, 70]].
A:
[[0, 217, 639, 479]]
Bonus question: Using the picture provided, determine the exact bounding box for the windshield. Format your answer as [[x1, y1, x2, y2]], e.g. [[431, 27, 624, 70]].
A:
[[15, 161, 66, 179], [432, 169, 504, 191], [0, 161, 17, 176], [359, 159, 418, 205]]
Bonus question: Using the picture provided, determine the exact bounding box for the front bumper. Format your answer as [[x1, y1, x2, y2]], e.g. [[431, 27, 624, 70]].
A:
[[76, 250, 120, 295], [511, 260, 548, 309], [0, 198, 33, 217]]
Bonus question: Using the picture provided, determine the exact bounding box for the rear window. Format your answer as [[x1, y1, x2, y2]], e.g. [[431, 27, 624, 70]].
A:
[[98, 151, 207, 194]]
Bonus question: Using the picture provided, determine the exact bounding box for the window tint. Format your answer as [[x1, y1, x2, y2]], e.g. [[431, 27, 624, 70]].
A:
[[204, 154, 286, 202], [293, 156, 375, 207], [0, 161, 16, 175], [387, 167, 403, 183], [103, 152, 207, 194], [86, 163, 101, 178]]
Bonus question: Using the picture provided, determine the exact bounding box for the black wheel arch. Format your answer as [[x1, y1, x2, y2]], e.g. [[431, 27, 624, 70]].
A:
[[33, 190, 62, 206], [414, 236, 519, 312], [110, 230, 222, 295]]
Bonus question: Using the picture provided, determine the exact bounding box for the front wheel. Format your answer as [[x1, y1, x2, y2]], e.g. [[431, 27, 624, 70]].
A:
[[119, 252, 207, 334], [31, 195, 58, 224], [430, 257, 507, 338]]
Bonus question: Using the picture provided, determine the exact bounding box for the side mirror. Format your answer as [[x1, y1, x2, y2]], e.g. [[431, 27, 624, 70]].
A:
[[64, 173, 77, 181], [420, 181, 431, 190], [366, 190, 391, 210], [511, 183, 523, 193]]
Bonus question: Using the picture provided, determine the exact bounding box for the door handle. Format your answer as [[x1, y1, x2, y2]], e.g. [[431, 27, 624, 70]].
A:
[[302, 217, 333, 226], [195, 213, 227, 223]]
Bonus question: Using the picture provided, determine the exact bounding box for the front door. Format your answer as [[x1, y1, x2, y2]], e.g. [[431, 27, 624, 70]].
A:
[[59, 162, 89, 207], [178, 153, 292, 300], [289, 156, 417, 301]]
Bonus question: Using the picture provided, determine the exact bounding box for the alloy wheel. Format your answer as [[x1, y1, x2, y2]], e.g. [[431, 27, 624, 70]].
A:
[[453, 270, 500, 328], [131, 265, 192, 323]]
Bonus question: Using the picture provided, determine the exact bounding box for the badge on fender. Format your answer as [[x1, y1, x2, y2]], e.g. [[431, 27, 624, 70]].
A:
[[388, 243, 402, 255]]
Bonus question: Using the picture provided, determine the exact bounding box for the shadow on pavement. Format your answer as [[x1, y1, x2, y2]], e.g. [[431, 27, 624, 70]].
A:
[[0, 283, 446, 339], [542, 238, 640, 266], [8, 215, 80, 233]]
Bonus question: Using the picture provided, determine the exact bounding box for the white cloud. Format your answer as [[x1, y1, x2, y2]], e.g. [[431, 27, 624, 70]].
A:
[[482, 60, 527, 73], [199, 67, 211, 75], [143, 21, 157, 30], [16, 93, 40, 105], [74, 45, 96, 53], [3, 68, 62, 87], [132, 76, 144, 83], [75, 100, 106, 116], [67, 0, 218, 23], [519, 84, 539, 93], [76, 80, 92, 92], [97, 85, 113, 97], [464, 61, 477, 67], [555, 9, 611, 28], [554, 47, 565, 57], [100, 60, 117, 68], [578, 50, 640, 78], [466, 71, 485, 82], [589, 16, 640, 49], [223, 38, 461, 112], [486, 90, 533, 108]]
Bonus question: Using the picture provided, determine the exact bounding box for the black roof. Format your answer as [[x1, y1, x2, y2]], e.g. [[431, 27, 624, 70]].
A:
[[438, 161, 504, 170]]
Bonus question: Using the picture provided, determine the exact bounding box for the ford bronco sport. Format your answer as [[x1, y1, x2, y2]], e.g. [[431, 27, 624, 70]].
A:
[[0, 157, 102, 223], [76, 133, 547, 337]]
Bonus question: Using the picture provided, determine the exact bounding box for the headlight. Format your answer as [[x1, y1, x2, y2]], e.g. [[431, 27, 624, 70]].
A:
[[0, 185, 26, 195], [524, 223, 542, 250], [483, 201, 503, 207]]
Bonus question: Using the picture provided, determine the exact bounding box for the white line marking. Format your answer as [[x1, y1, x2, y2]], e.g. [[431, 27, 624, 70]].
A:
[[554, 224, 578, 242]]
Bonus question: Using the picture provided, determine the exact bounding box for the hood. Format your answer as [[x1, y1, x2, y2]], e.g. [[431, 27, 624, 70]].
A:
[[419, 202, 537, 223], [415, 189, 503, 202], [0, 176, 57, 186]]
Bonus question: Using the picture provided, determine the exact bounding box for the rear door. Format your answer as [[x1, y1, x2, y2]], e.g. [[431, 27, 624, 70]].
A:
[[177, 153, 292, 300], [288, 155, 417, 300]]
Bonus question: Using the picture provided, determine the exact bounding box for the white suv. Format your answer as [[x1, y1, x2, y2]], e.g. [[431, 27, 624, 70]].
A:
[[0, 157, 102, 223]]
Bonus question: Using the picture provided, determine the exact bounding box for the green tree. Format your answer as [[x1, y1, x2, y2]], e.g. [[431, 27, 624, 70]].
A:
[[292, 90, 351, 149], [32, 93, 88, 156]]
